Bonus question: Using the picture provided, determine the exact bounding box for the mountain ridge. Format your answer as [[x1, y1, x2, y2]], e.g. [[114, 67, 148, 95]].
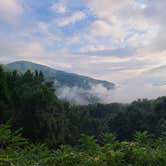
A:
[[6, 61, 115, 104], [7, 61, 115, 90]]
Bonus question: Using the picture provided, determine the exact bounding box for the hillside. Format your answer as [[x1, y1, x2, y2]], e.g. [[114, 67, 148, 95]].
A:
[[7, 61, 115, 104]]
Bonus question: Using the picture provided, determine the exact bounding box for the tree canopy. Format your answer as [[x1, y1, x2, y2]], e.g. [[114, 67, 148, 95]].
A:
[[0, 66, 166, 165]]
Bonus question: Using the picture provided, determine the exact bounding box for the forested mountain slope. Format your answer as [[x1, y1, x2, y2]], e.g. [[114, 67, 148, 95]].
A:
[[7, 61, 114, 89], [7, 61, 115, 104]]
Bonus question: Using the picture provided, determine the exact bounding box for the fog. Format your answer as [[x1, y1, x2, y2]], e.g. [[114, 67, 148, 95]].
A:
[[55, 83, 113, 105], [55, 78, 166, 105]]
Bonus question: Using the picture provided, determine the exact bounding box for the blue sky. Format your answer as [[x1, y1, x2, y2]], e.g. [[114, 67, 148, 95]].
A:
[[0, 0, 166, 102]]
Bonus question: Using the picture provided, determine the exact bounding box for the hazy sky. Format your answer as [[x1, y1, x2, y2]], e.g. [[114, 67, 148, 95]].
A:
[[0, 0, 166, 102]]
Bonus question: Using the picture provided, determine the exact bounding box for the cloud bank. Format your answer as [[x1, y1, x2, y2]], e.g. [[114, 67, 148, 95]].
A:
[[56, 83, 113, 105]]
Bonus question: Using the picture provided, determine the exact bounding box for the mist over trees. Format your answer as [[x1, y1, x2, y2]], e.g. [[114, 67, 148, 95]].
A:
[[0, 66, 166, 165]]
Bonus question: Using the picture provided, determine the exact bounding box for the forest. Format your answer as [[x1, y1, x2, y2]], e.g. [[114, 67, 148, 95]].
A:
[[0, 66, 166, 165]]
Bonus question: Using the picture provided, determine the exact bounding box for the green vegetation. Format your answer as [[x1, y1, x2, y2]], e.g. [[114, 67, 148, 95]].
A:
[[0, 65, 166, 165], [1, 125, 166, 166], [7, 61, 115, 89]]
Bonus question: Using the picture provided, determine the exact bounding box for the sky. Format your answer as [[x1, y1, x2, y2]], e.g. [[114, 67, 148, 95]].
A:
[[0, 0, 166, 102]]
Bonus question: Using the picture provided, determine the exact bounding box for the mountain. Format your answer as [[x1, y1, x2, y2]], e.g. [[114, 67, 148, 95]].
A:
[[7, 61, 115, 104], [7, 61, 115, 89]]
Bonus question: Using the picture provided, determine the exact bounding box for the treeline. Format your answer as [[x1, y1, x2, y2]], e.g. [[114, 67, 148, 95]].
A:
[[0, 66, 166, 148]]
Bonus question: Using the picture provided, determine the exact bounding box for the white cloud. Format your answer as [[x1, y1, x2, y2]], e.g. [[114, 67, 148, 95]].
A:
[[56, 83, 114, 105], [86, 0, 156, 42], [51, 2, 67, 14], [89, 20, 113, 36], [55, 11, 86, 27], [87, 0, 129, 19], [0, 0, 23, 22]]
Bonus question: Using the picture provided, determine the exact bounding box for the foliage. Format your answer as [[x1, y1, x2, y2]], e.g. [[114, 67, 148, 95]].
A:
[[0, 125, 166, 166], [0, 66, 166, 165]]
